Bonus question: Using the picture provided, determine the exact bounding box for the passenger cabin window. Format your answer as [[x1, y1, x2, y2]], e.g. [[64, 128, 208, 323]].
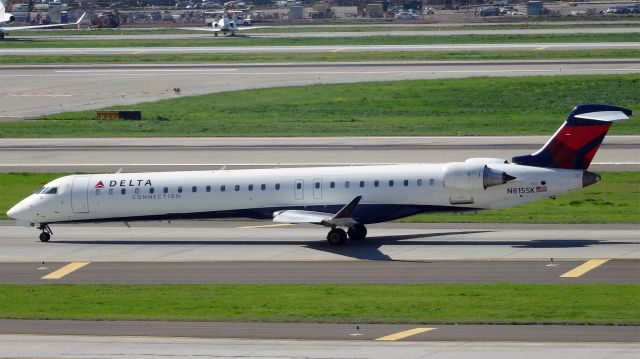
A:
[[248, 184, 254, 191], [109, 188, 114, 195], [95, 189, 100, 195], [417, 179, 423, 186], [206, 186, 211, 193], [403, 180, 409, 186], [389, 180, 394, 187], [221, 185, 226, 192], [345, 181, 350, 188], [192, 186, 197, 193], [135, 188, 140, 194], [121, 188, 126, 195], [429, 179, 435, 186], [315, 182, 320, 189], [330, 182, 335, 189], [178, 186, 183, 193], [275, 183, 280, 190], [235, 185, 240, 191], [150, 187, 155, 194], [359, 181, 365, 188], [296, 182, 302, 190], [261, 184, 266, 191], [374, 180, 379, 187], [163, 187, 168, 194]]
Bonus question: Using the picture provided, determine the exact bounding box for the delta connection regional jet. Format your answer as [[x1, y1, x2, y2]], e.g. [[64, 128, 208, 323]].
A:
[[0, 2, 85, 39], [7, 104, 632, 245]]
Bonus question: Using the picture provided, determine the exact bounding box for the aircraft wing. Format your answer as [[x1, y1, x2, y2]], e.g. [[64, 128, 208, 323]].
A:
[[3, 12, 85, 31], [273, 196, 362, 227]]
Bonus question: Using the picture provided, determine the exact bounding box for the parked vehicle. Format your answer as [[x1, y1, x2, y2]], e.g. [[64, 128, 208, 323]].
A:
[[480, 7, 500, 16], [395, 11, 419, 20]]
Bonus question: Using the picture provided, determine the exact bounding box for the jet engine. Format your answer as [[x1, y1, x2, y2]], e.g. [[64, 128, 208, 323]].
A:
[[443, 161, 516, 191]]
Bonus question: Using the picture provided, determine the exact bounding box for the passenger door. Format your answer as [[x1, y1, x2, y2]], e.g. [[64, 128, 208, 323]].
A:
[[71, 176, 91, 213]]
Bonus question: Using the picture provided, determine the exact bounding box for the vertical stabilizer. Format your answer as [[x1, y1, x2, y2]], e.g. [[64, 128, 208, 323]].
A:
[[512, 104, 631, 170]]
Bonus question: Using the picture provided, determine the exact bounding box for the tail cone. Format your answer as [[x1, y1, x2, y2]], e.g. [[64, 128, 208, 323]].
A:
[[582, 171, 601, 187]]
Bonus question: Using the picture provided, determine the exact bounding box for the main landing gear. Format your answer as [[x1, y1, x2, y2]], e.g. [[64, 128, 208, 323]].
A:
[[38, 224, 52, 242], [326, 224, 367, 245]]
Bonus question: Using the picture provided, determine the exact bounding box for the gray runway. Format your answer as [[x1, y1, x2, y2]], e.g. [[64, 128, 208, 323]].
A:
[[3, 43, 640, 55], [2, 222, 639, 262], [2, 259, 638, 284], [1, 334, 638, 359], [1, 61, 639, 118], [1, 136, 637, 172], [1, 320, 638, 342]]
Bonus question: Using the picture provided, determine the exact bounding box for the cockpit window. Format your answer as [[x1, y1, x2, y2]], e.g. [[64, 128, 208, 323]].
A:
[[43, 187, 58, 194], [33, 187, 45, 194]]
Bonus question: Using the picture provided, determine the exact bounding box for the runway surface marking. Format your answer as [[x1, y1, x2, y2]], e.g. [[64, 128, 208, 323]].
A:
[[41, 262, 91, 280], [560, 259, 610, 278], [375, 327, 436, 341], [236, 223, 295, 229]]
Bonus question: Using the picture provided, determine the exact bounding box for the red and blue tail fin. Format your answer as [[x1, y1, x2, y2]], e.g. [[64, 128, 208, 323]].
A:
[[512, 104, 631, 170]]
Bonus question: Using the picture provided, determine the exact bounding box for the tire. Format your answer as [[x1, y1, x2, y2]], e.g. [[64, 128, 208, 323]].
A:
[[347, 224, 367, 241], [39, 232, 51, 242], [326, 228, 347, 245]]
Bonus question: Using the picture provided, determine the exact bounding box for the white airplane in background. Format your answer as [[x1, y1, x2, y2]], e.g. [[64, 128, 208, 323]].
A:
[[0, 2, 85, 39], [7, 104, 632, 244], [184, 11, 264, 37]]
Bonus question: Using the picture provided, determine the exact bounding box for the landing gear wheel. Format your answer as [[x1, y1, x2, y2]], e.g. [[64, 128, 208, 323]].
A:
[[347, 224, 367, 241], [39, 232, 51, 242], [38, 224, 53, 242], [326, 228, 347, 246], [214, 32, 218, 37]]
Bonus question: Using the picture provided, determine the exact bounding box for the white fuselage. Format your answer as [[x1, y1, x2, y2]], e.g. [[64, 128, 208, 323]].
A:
[[8, 159, 585, 226]]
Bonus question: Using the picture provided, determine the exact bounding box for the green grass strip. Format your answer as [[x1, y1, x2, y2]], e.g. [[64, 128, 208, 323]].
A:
[[1, 284, 638, 325], [1, 49, 639, 65], [1, 172, 638, 223], [0, 33, 637, 48], [1, 74, 638, 137]]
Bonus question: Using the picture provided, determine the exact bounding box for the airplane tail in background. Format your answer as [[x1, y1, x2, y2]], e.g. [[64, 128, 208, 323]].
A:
[[512, 104, 631, 170], [1, 1, 16, 24]]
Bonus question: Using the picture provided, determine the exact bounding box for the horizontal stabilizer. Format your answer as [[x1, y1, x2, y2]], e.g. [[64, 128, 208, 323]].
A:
[[574, 111, 629, 122]]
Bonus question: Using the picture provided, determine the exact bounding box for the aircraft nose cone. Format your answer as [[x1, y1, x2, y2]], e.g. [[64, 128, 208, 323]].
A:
[[7, 202, 32, 221], [7, 204, 21, 219]]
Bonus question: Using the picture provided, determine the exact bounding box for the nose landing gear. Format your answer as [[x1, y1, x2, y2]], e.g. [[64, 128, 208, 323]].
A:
[[38, 224, 52, 242]]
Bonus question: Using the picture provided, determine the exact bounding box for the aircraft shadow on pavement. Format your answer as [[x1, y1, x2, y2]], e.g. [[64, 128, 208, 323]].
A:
[[0, 38, 34, 42], [50, 232, 636, 261]]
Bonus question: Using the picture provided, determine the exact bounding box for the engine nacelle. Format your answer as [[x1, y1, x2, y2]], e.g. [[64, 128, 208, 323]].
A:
[[443, 162, 516, 192]]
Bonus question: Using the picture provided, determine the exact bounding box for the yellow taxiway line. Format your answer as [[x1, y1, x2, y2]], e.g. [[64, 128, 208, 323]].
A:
[[560, 259, 609, 278], [42, 262, 91, 280], [375, 327, 436, 341]]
